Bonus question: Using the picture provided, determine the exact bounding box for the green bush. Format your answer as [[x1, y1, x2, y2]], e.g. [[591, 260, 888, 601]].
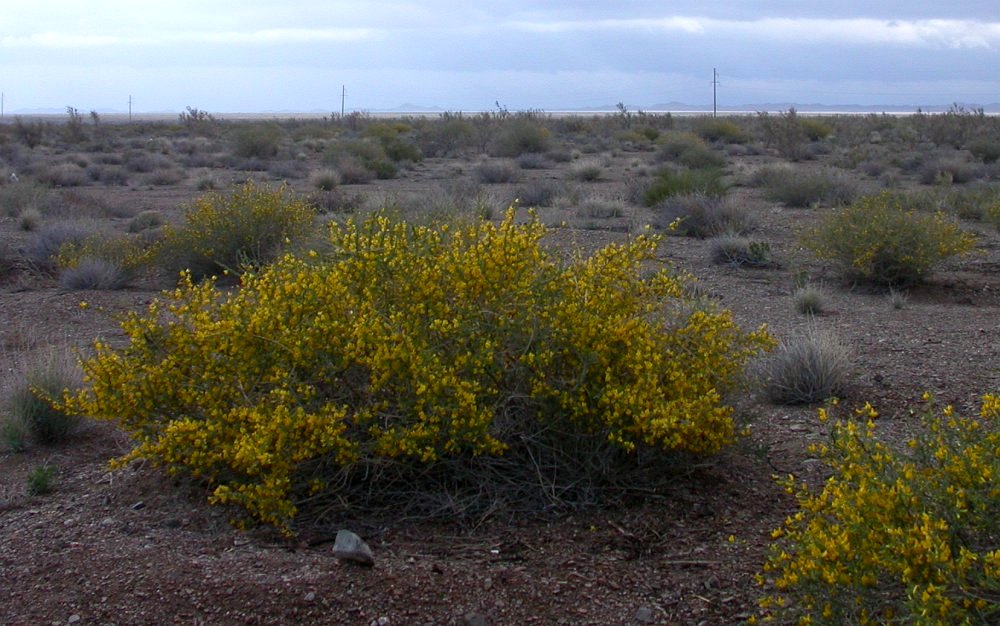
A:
[[756, 166, 858, 208], [696, 119, 749, 144], [803, 192, 976, 286], [799, 118, 833, 141], [644, 168, 727, 206], [233, 124, 283, 159], [65, 209, 774, 532], [489, 120, 551, 157], [156, 181, 316, 280], [759, 394, 1000, 625], [967, 139, 1000, 164]]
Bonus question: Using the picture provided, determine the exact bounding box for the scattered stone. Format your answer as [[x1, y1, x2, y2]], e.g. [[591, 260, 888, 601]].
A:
[[333, 529, 374, 566], [131, 501, 146, 511], [368, 618, 389, 626], [634, 606, 655, 623], [304, 591, 316, 602], [67, 615, 81, 624]]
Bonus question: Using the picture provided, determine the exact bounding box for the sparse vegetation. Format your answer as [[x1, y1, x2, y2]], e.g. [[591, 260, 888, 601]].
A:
[[762, 327, 851, 405], [804, 192, 976, 286]]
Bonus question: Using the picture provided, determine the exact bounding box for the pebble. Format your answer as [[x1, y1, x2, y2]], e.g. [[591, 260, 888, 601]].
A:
[[304, 591, 316, 602], [634, 606, 655, 623], [67, 615, 81, 624]]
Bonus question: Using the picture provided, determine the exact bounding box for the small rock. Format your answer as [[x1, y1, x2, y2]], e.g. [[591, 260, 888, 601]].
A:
[[333, 529, 374, 566], [634, 606, 655, 623], [304, 591, 316, 602], [67, 615, 81, 624], [131, 501, 146, 511], [368, 618, 389, 626]]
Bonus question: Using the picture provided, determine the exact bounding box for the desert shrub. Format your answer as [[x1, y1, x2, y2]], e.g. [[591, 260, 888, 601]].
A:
[[0, 180, 50, 217], [799, 117, 833, 141], [19, 208, 41, 231], [4, 352, 83, 447], [696, 119, 748, 144], [569, 159, 603, 182], [155, 181, 316, 280], [24, 221, 95, 272], [311, 169, 340, 191], [64, 209, 774, 532], [59, 257, 129, 290], [37, 163, 89, 187], [759, 394, 1000, 625], [489, 120, 551, 157], [919, 159, 985, 186], [336, 159, 375, 185], [416, 117, 475, 157], [307, 188, 366, 214], [267, 160, 308, 181], [127, 210, 165, 233], [710, 235, 774, 268], [14, 117, 46, 148], [476, 161, 520, 184], [26, 465, 55, 495], [988, 202, 1000, 231], [145, 169, 186, 186], [756, 166, 858, 207], [516, 153, 550, 169], [233, 124, 283, 159], [968, 139, 1000, 164], [643, 168, 726, 206], [652, 193, 755, 237], [656, 132, 726, 169], [762, 327, 851, 405], [87, 164, 129, 186], [578, 199, 626, 219], [123, 150, 173, 173], [513, 180, 562, 207], [803, 192, 976, 287], [0, 240, 18, 281], [793, 284, 826, 315]]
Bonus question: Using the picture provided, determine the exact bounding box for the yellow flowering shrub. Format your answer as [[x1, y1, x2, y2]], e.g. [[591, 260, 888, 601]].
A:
[[803, 192, 976, 287], [156, 180, 316, 280], [759, 394, 1000, 625], [64, 208, 772, 532]]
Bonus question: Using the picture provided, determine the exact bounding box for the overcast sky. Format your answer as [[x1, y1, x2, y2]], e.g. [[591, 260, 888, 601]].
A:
[[2, 1, 999, 114]]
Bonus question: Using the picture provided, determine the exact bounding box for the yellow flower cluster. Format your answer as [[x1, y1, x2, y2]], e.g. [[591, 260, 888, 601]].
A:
[[759, 393, 1000, 625], [804, 192, 976, 287], [64, 208, 772, 533]]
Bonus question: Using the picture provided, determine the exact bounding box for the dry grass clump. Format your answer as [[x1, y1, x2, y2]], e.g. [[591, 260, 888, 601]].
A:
[[709, 234, 775, 267], [476, 160, 521, 184], [127, 210, 165, 233], [762, 327, 851, 405], [59, 257, 130, 290], [754, 166, 859, 207], [569, 159, 604, 182], [24, 221, 97, 272], [652, 193, 755, 237], [311, 169, 340, 191], [1, 351, 84, 451], [792, 284, 826, 315]]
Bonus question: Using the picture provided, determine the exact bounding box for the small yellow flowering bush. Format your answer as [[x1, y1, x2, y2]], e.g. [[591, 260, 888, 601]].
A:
[[804, 192, 975, 287], [156, 180, 316, 280], [64, 208, 772, 532], [759, 394, 1000, 625]]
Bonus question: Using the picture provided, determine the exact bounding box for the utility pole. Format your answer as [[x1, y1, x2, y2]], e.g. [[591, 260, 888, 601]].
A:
[[712, 68, 719, 118], [1, 92, 4, 120], [128, 95, 132, 122], [341, 85, 346, 117]]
